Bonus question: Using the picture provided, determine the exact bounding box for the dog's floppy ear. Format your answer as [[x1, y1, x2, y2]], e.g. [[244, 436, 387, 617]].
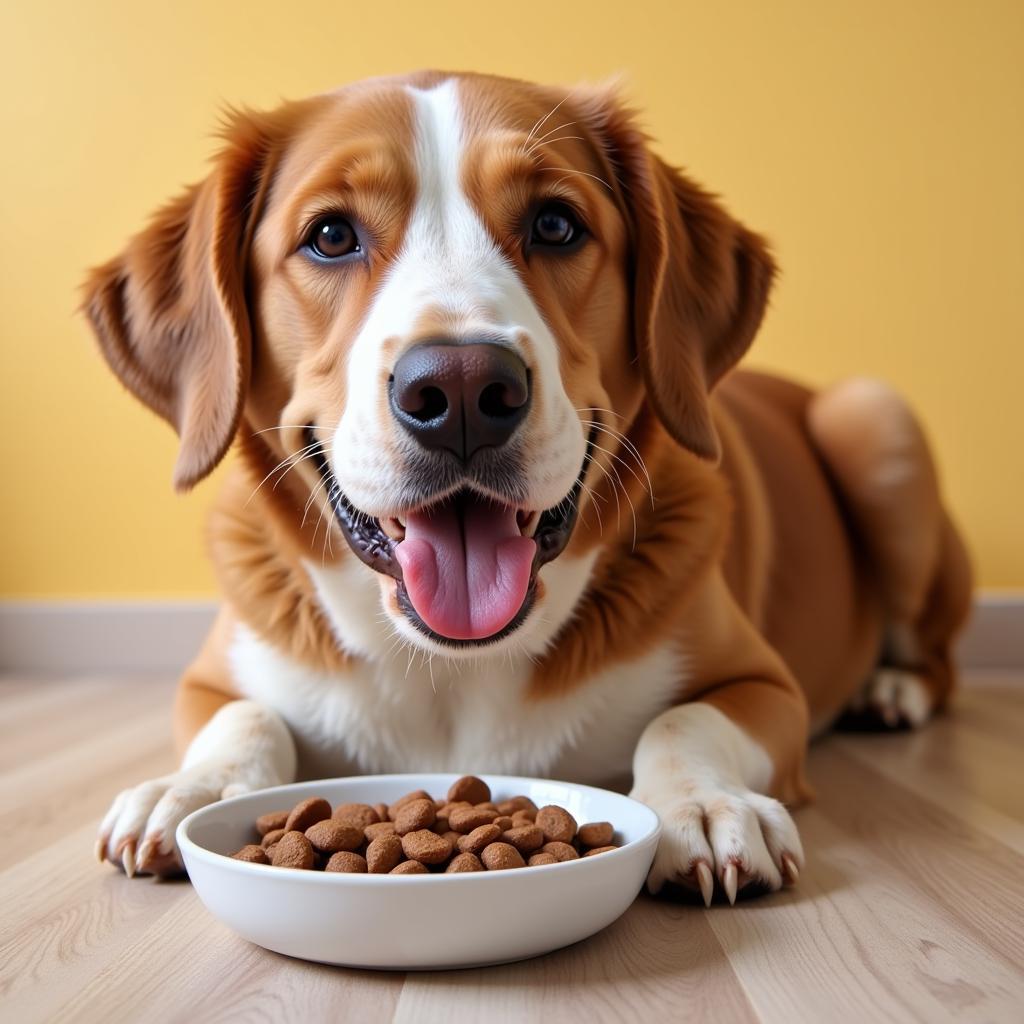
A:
[[82, 111, 281, 491], [582, 91, 776, 460]]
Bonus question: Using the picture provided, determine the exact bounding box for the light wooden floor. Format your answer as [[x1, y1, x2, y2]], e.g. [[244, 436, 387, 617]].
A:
[[1, 672, 1022, 1023]]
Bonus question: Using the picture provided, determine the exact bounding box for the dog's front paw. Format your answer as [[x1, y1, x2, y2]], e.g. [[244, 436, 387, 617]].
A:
[[95, 763, 258, 878], [632, 783, 804, 905]]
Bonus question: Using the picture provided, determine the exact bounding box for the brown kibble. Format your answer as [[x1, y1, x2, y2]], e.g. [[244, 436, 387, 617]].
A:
[[264, 842, 280, 858], [387, 789, 433, 820], [271, 831, 315, 870], [496, 796, 538, 816], [481, 842, 526, 871], [401, 829, 453, 865], [332, 802, 380, 829], [528, 852, 558, 866], [502, 825, 545, 854], [492, 815, 513, 832], [475, 802, 500, 816], [536, 805, 577, 843], [442, 830, 463, 849], [446, 852, 484, 873], [447, 775, 491, 805], [541, 841, 579, 862], [448, 805, 496, 833], [457, 823, 502, 855], [366, 833, 404, 874], [578, 822, 615, 848], [510, 808, 537, 825], [285, 797, 332, 834], [390, 859, 429, 875], [373, 802, 390, 822], [260, 827, 286, 849], [255, 810, 289, 836], [364, 821, 397, 843], [231, 844, 269, 864], [583, 845, 617, 857], [305, 819, 363, 854], [394, 798, 436, 836], [325, 851, 368, 873]]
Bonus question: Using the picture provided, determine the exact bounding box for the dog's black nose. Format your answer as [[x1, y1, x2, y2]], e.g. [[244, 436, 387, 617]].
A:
[[390, 342, 530, 460]]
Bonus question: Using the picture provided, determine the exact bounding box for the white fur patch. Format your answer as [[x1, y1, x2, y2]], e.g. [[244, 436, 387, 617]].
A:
[[329, 77, 585, 518], [229, 616, 683, 786], [630, 703, 803, 895]]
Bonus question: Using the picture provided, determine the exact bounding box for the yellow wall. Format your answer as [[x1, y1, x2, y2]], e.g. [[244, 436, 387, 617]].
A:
[[1, 0, 1021, 597]]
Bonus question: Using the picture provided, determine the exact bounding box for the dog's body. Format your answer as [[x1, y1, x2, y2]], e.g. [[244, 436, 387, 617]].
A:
[[87, 72, 971, 901]]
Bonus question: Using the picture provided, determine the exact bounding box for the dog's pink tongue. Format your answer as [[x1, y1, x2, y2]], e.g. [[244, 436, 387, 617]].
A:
[[395, 496, 536, 641]]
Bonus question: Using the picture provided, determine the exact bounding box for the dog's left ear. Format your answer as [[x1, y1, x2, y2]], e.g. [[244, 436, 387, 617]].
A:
[[580, 90, 777, 461], [81, 110, 284, 491]]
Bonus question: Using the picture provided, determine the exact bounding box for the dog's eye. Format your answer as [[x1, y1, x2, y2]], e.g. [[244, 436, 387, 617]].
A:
[[531, 203, 583, 247], [306, 217, 360, 259]]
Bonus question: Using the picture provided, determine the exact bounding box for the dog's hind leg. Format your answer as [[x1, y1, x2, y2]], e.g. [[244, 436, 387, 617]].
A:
[[807, 378, 973, 729]]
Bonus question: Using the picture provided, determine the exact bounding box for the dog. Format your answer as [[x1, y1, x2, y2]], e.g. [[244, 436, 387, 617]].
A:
[[85, 70, 972, 903]]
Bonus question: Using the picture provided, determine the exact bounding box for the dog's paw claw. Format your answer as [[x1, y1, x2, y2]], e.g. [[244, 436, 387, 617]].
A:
[[782, 852, 800, 886], [121, 840, 137, 879], [696, 860, 714, 907], [722, 862, 738, 905]]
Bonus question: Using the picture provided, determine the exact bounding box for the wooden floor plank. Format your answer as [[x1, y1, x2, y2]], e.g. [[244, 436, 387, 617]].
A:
[[393, 896, 758, 1024], [1, 674, 1022, 1024]]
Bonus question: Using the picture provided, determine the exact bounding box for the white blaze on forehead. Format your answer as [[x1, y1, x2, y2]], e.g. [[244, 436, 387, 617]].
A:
[[330, 78, 585, 517]]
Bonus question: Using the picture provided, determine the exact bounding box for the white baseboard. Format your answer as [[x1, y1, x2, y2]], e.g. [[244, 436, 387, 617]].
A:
[[0, 600, 218, 675], [0, 594, 1021, 676]]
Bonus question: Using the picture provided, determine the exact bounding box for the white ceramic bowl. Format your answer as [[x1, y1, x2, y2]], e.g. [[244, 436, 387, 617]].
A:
[[177, 773, 660, 970]]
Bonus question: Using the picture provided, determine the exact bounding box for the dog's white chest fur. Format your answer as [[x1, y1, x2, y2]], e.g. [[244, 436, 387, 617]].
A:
[[228, 559, 684, 784]]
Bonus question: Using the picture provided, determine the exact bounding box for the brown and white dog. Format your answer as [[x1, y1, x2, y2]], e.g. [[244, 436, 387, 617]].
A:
[[84, 71, 972, 903]]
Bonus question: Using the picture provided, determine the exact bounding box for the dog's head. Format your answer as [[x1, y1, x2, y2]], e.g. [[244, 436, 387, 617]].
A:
[[83, 72, 774, 655]]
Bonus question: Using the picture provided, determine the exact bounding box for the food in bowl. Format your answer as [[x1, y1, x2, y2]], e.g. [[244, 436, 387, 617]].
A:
[[229, 776, 620, 873]]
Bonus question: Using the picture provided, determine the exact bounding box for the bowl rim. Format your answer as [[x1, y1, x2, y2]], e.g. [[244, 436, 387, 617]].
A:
[[177, 772, 661, 886]]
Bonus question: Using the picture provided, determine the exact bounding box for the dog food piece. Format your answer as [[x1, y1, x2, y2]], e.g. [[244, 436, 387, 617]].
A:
[[394, 798, 436, 835], [305, 819, 363, 854], [528, 852, 558, 867], [448, 805, 496, 833], [264, 841, 281, 858], [541, 841, 579, 862], [391, 859, 429, 875], [496, 796, 538, 816], [256, 810, 289, 836], [447, 775, 491, 805], [401, 829, 453, 865], [583, 845, 617, 857], [260, 827, 286, 849], [492, 815, 514, 832], [475, 802, 500, 817], [457, 823, 502, 855], [502, 825, 545, 854], [388, 789, 433, 820], [481, 842, 526, 871], [366, 833, 404, 874], [232, 844, 269, 864], [442, 830, 463, 849], [446, 852, 485, 873], [510, 808, 537, 825], [536, 805, 577, 844], [332, 802, 380, 829], [325, 851, 368, 873], [373, 802, 390, 822], [364, 821, 397, 843], [271, 831, 315, 870], [578, 822, 615, 848], [285, 797, 332, 834]]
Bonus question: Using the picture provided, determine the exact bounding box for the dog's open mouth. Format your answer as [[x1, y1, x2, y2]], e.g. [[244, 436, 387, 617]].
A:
[[310, 428, 592, 647]]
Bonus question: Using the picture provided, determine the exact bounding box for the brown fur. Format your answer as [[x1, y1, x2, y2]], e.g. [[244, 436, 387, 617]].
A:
[[82, 72, 972, 794]]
